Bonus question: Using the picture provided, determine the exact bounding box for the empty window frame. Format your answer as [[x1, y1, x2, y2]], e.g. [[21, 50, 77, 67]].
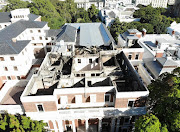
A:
[[32, 37, 35, 40], [75, 95, 82, 104], [30, 30, 33, 33], [0, 57, 4, 61], [105, 94, 111, 102], [135, 54, 139, 60], [89, 59, 92, 63], [7, 76, 11, 80], [10, 57, 15, 61], [128, 54, 132, 60], [128, 100, 135, 107], [78, 59, 81, 63], [14, 66, 18, 71], [17, 76, 21, 80], [36, 104, 44, 112], [39, 37, 42, 40], [4, 67, 8, 71], [90, 94, 96, 103]]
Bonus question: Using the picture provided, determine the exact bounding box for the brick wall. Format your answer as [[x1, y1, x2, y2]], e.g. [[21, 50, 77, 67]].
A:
[[22, 101, 57, 112], [57, 92, 114, 104]]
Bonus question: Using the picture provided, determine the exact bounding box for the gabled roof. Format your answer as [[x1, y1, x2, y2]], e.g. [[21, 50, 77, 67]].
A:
[[157, 57, 178, 67], [56, 25, 76, 42], [0, 20, 47, 42], [0, 40, 30, 55], [28, 14, 40, 21], [46, 29, 62, 37], [0, 12, 11, 23]]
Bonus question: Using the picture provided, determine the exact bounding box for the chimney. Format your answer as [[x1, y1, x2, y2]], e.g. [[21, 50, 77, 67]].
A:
[[142, 28, 147, 37], [12, 38, 17, 43]]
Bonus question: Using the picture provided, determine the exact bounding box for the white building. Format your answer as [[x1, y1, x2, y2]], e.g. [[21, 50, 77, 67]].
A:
[[75, 0, 104, 10], [104, 0, 132, 8], [167, 21, 180, 39], [0, 8, 41, 31], [20, 49, 149, 132], [100, 5, 140, 27], [135, 0, 168, 8]]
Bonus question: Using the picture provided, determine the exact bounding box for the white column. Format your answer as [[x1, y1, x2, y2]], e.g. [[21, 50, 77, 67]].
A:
[[52, 120, 58, 132], [57, 120, 64, 132], [85, 119, 89, 132], [115, 118, 120, 132], [98, 118, 102, 132], [111, 118, 116, 132], [72, 120, 76, 132]]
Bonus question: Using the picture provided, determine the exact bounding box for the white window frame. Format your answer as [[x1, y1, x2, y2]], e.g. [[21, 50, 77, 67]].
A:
[[36, 103, 44, 112], [127, 99, 135, 108], [104, 94, 111, 102], [75, 95, 82, 104], [90, 94, 96, 103]]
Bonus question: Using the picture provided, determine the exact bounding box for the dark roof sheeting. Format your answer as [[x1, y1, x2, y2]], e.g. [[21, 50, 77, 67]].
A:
[[0, 20, 47, 42], [0, 12, 11, 23], [56, 25, 76, 42], [28, 14, 40, 21], [46, 29, 62, 37], [0, 40, 30, 55]]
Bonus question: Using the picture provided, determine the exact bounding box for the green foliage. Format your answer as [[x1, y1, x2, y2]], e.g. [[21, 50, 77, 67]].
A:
[[147, 67, 180, 132], [135, 114, 164, 132], [110, 5, 178, 41], [0, 113, 46, 132], [3, 0, 101, 29], [4, 0, 29, 12]]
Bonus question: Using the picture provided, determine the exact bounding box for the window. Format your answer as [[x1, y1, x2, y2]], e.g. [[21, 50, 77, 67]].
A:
[[30, 30, 33, 33], [17, 76, 21, 80], [51, 37, 54, 40], [135, 54, 139, 60], [38, 30, 41, 33], [7, 76, 11, 80], [89, 59, 92, 63], [96, 58, 99, 63], [10, 57, 15, 61], [39, 37, 42, 40], [87, 81, 92, 87], [22, 51, 24, 55], [37, 104, 44, 112], [105, 94, 111, 102], [14, 66, 18, 71], [45, 37, 48, 40], [0, 25, 2, 28], [0, 57, 4, 61], [90, 94, 96, 103], [4, 67, 8, 71], [75, 95, 82, 104], [124, 117, 130, 124], [32, 37, 35, 40], [128, 100, 134, 107], [128, 54, 132, 60], [78, 59, 81, 63], [91, 73, 95, 77]]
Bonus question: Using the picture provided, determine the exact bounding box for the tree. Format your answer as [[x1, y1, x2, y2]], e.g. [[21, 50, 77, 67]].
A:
[[88, 4, 99, 22], [147, 68, 180, 131], [3, 0, 29, 12], [0, 113, 46, 132], [135, 114, 167, 132]]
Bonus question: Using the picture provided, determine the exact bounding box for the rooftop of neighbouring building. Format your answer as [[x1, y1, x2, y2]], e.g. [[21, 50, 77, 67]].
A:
[[0, 8, 40, 23], [21, 49, 147, 97], [0, 20, 47, 55], [65, 23, 115, 47]]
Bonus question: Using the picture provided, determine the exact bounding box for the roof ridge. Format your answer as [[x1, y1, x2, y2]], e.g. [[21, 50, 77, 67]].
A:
[[5, 40, 18, 54]]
